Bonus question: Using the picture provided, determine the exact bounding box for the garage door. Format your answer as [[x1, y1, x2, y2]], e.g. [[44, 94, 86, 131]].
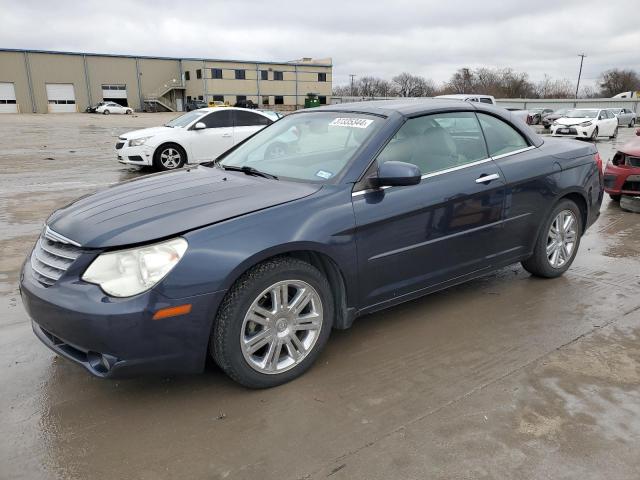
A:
[[0, 82, 18, 113], [46, 83, 76, 113], [102, 84, 128, 106]]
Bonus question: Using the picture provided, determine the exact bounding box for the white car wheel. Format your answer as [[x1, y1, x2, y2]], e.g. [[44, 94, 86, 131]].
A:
[[103, 110, 110, 115]]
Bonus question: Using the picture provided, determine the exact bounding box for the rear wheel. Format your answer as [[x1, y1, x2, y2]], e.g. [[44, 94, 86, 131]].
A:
[[103, 109, 110, 115], [211, 257, 334, 388], [630, 119, 635, 128], [609, 194, 621, 202], [610, 127, 618, 139], [153, 144, 186, 171], [522, 199, 582, 278]]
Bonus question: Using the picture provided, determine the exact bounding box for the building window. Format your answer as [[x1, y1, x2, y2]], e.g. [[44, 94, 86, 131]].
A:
[[261, 70, 268, 80], [211, 68, 222, 79], [184, 71, 190, 81], [319, 96, 327, 105], [274, 71, 283, 81], [236, 95, 247, 103], [318, 73, 327, 82], [198, 95, 203, 100], [187, 96, 192, 102], [235, 69, 246, 80], [262, 95, 269, 105], [212, 95, 224, 102], [275, 96, 284, 105], [196, 69, 202, 79]]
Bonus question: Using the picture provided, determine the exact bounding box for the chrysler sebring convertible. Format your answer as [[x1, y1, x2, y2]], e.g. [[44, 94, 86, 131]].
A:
[[21, 100, 603, 388]]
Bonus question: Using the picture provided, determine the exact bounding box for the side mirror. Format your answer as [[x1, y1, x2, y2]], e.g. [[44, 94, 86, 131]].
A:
[[193, 122, 206, 130], [372, 161, 422, 188]]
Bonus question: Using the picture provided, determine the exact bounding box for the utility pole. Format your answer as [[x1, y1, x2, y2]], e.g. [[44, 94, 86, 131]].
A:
[[575, 54, 586, 99], [349, 74, 356, 96]]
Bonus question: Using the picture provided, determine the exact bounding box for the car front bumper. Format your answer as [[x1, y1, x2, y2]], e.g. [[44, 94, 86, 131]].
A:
[[550, 124, 595, 138], [20, 257, 225, 378], [116, 142, 154, 166], [603, 164, 640, 196]]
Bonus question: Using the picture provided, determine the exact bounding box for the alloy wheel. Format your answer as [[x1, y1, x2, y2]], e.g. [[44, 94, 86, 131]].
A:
[[160, 148, 182, 169], [240, 280, 323, 374], [546, 209, 578, 268]]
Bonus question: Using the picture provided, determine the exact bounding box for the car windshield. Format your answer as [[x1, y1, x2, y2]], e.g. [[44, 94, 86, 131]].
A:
[[607, 109, 622, 114], [218, 111, 384, 182], [165, 110, 207, 128], [565, 109, 599, 119]]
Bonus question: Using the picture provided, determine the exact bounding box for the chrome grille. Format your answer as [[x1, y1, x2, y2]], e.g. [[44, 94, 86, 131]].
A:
[[30, 228, 82, 287]]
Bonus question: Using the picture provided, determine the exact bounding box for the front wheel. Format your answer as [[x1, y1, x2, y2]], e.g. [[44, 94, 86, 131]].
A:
[[630, 119, 635, 128], [212, 257, 334, 388], [522, 199, 582, 278], [590, 127, 598, 141], [103, 109, 110, 115], [153, 144, 186, 171], [609, 194, 621, 202]]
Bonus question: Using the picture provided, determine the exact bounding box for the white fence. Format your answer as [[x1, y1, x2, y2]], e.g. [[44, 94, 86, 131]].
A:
[[331, 96, 640, 113]]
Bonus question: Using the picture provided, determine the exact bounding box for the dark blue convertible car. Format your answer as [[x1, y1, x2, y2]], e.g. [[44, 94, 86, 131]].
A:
[[20, 100, 603, 387]]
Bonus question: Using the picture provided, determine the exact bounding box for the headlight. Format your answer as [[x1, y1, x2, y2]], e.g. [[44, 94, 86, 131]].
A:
[[579, 121, 593, 127], [552, 121, 559, 126], [129, 136, 152, 147], [82, 238, 188, 297]]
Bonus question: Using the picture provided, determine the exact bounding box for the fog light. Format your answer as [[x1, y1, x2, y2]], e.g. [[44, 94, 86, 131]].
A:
[[87, 351, 117, 374]]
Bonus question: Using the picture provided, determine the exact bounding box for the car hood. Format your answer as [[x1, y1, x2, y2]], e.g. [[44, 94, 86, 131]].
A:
[[555, 117, 595, 126], [120, 126, 176, 139], [619, 137, 640, 157], [47, 167, 321, 248]]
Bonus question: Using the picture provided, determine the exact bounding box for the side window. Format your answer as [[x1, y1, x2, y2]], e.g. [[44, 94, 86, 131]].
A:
[[477, 113, 528, 157], [479, 97, 493, 104], [200, 110, 233, 128], [377, 112, 489, 176], [235, 110, 271, 127]]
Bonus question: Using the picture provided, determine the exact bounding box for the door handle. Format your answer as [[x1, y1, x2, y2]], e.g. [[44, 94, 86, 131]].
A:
[[475, 173, 500, 184], [222, 133, 232, 138]]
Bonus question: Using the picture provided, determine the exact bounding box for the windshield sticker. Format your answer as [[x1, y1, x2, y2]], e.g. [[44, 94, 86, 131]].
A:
[[316, 170, 333, 179], [329, 118, 374, 129]]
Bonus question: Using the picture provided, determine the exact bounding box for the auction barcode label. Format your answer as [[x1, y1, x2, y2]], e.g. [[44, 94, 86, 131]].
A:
[[329, 118, 374, 129]]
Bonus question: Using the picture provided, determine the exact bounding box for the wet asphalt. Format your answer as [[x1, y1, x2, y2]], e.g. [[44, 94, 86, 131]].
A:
[[1, 113, 639, 480]]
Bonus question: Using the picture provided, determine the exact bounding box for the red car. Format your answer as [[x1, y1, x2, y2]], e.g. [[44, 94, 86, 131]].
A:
[[604, 128, 640, 201]]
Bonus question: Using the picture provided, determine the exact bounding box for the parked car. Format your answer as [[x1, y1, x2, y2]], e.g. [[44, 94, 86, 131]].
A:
[[185, 100, 207, 111], [551, 108, 618, 140], [542, 108, 571, 129], [505, 107, 532, 125], [96, 102, 133, 115], [85, 102, 108, 113], [208, 100, 228, 108], [115, 107, 275, 171], [529, 108, 554, 125], [235, 99, 258, 109], [606, 108, 637, 127], [21, 100, 603, 388], [604, 135, 640, 201], [435, 94, 496, 104]]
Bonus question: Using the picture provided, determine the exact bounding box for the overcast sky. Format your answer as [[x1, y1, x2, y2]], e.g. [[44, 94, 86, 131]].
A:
[[2, 0, 639, 88]]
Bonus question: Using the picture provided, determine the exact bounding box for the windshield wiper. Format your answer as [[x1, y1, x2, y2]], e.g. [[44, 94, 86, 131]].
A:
[[221, 165, 278, 180]]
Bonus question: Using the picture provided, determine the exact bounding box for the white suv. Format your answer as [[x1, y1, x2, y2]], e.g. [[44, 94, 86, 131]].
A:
[[116, 108, 278, 171]]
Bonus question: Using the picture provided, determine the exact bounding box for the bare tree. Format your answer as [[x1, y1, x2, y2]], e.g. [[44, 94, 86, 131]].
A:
[[579, 85, 600, 98], [598, 69, 640, 97], [392, 73, 434, 97]]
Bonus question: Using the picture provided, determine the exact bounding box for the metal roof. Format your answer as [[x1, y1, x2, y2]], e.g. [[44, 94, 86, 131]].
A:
[[0, 48, 333, 67]]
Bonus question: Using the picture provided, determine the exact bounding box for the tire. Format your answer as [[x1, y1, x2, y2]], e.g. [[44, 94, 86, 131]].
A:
[[103, 109, 110, 115], [590, 127, 598, 141], [610, 127, 618, 139], [152, 143, 186, 171], [630, 119, 635, 128], [609, 194, 621, 202], [126, 109, 132, 115], [522, 199, 582, 278], [212, 257, 334, 388]]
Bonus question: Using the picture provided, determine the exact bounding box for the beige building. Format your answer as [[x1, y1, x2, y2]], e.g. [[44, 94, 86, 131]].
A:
[[0, 49, 332, 113]]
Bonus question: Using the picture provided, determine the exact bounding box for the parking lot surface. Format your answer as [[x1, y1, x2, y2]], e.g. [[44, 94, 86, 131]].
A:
[[1, 113, 640, 480]]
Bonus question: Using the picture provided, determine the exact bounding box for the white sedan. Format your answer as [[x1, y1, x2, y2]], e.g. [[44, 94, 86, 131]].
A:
[[551, 108, 618, 140], [96, 102, 133, 115], [116, 107, 277, 171]]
